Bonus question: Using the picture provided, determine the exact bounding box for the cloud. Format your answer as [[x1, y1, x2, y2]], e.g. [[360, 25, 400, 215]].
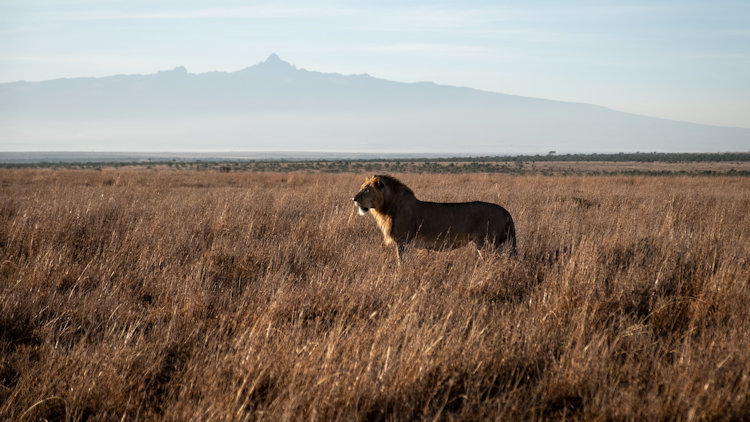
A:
[[2, 54, 148, 67], [49, 5, 358, 21], [363, 42, 491, 56]]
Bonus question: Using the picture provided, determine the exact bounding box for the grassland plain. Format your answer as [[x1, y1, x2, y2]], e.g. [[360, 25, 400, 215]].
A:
[[0, 169, 748, 420]]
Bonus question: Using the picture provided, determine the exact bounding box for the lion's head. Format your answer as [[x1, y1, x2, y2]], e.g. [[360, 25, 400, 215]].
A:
[[353, 175, 415, 215], [353, 176, 385, 215]]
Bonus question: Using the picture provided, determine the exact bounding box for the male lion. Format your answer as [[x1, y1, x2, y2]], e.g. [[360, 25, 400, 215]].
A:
[[352, 175, 516, 263]]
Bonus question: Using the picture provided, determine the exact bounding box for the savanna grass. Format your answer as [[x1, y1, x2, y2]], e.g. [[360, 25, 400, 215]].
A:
[[0, 169, 748, 420]]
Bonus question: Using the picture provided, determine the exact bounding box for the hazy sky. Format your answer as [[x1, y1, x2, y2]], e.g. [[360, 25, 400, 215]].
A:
[[1, 0, 749, 128]]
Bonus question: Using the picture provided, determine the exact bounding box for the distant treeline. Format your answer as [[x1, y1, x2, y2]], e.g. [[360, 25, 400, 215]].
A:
[[1, 152, 748, 176], [435, 152, 750, 163]]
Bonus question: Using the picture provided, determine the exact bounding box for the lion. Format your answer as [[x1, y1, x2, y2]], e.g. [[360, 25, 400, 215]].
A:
[[352, 175, 516, 263]]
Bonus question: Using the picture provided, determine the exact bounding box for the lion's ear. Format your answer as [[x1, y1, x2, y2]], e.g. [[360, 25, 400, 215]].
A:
[[373, 177, 383, 189]]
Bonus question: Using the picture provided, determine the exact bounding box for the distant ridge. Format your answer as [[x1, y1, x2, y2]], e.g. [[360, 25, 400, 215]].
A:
[[1, 54, 748, 153]]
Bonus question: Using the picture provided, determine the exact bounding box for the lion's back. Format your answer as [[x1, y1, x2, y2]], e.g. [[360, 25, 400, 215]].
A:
[[413, 200, 512, 240]]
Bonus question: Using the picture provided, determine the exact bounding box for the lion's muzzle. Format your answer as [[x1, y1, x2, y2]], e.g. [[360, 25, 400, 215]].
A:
[[353, 191, 371, 215], [353, 200, 369, 215]]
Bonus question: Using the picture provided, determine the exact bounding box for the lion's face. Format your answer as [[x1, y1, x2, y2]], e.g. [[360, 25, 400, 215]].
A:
[[353, 177, 385, 215]]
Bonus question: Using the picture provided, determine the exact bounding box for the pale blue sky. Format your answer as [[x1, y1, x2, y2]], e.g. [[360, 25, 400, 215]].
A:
[[1, 0, 749, 128]]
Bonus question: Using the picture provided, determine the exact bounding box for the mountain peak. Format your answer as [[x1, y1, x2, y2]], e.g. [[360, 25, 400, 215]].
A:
[[261, 53, 294, 69]]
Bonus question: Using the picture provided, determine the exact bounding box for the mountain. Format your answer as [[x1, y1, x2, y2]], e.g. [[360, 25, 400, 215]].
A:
[[1, 54, 748, 153]]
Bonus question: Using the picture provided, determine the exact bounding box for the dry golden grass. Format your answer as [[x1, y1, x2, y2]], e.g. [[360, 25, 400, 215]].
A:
[[0, 169, 748, 420]]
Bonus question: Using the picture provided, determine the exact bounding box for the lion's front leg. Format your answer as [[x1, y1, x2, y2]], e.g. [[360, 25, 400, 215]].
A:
[[395, 242, 407, 266]]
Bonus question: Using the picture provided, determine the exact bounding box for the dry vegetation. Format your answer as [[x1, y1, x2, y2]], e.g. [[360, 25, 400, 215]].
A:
[[0, 169, 748, 420]]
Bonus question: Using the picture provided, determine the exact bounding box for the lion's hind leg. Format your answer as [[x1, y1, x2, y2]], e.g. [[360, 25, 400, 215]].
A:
[[471, 236, 487, 260]]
